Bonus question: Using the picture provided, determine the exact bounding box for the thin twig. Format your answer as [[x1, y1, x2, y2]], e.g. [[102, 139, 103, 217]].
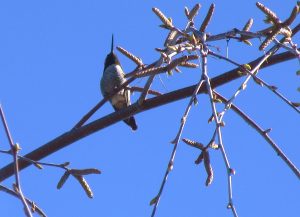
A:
[[218, 44, 281, 120], [214, 91, 300, 179], [198, 17, 299, 44], [137, 59, 163, 105], [138, 47, 191, 105], [0, 105, 33, 217], [0, 148, 100, 199], [126, 86, 162, 96], [138, 75, 156, 105], [208, 50, 300, 114], [0, 149, 69, 170], [274, 39, 300, 56], [210, 22, 300, 118], [150, 79, 205, 217], [216, 23, 298, 120], [200, 51, 238, 216], [0, 184, 46, 217], [205, 43, 286, 214]]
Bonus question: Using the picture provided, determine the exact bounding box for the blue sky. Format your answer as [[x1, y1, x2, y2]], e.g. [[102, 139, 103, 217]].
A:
[[0, 0, 299, 216]]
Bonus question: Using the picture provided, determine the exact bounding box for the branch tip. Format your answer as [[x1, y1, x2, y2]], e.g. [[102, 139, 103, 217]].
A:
[[152, 8, 173, 29], [200, 3, 215, 32], [188, 3, 201, 21]]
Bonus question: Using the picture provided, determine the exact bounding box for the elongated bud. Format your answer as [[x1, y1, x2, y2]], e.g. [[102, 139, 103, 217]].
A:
[[164, 30, 179, 47], [259, 27, 281, 50], [182, 138, 204, 150], [167, 55, 198, 71], [195, 152, 204, 164], [184, 7, 189, 18], [57, 171, 70, 189], [292, 102, 300, 107], [70, 168, 101, 176], [152, 8, 173, 29], [256, 2, 280, 24], [179, 62, 199, 68], [243, 18, 253, 31], [203, 151, 213, 186], [188, 3, 201, 21], [283, 5, 299, 26], [150, 195, 159, 206], [74, 175, 93, 198], [200, 3, 215, 32], [117, 46, 143, 66], [135, 66, 166, 78], [33, 162, 43, 169]]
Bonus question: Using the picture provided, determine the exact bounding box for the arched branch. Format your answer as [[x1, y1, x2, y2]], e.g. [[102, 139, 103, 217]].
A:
[[0, 50, 297, 182]]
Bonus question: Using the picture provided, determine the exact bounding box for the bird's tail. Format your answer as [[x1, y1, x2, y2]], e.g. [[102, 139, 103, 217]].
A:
[[124, 116, 137, 131]]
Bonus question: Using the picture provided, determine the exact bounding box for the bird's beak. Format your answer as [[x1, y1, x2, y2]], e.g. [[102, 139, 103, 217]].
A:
[[111, 34, 114, 53]]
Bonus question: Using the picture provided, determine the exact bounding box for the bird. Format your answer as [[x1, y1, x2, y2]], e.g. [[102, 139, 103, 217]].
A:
[[100, 35, 137, 131]]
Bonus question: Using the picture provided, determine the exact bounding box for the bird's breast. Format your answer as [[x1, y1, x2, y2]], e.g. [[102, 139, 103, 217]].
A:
[[101, 64, 126, 95]]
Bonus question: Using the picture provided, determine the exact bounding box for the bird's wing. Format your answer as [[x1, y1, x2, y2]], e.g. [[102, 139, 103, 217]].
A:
[[114, 65, 131, 106], [124, 88, 131, 106]]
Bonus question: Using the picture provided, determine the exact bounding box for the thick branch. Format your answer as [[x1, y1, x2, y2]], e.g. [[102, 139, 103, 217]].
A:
[[0, 50, 297, 182]]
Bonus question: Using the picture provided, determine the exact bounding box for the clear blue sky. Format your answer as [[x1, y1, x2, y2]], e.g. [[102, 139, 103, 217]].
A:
[[0, 1, 299, 217]]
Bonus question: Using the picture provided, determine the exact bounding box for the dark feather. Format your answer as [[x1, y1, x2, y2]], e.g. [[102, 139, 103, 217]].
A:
[[113, 105, 137, 131]]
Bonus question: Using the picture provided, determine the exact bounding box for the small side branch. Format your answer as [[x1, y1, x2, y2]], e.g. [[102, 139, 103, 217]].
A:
[[201, 52, 238, 217], [214, 91, 300, 179], [208, 50, 300, 114], [0, 184, 46, 217], [138, 75, 156, 105], [150, 79, 205, 217], [217, 43, 282, 121], [0, 105, 33, 217], [73, 77, 136, 129], [127, 86, 162, 96]]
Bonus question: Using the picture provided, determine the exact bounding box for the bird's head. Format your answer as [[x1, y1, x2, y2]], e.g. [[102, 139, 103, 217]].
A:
[[104, 34, 121, 70]]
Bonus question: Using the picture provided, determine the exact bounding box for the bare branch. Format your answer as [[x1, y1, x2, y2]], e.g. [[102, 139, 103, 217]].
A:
[[208, 50, 300, 114], [214, 92, 300, 179], [0, 184, 46, 217], [150, 78, 205, 217], [201, 51, 237, 216], [0, 50, 297, 183], [127, 86, 162, 96], [0, 106, 32, 217]]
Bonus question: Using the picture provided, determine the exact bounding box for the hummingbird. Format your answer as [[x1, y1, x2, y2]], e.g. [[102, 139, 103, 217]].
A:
[[100, 35, 137, 131]]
